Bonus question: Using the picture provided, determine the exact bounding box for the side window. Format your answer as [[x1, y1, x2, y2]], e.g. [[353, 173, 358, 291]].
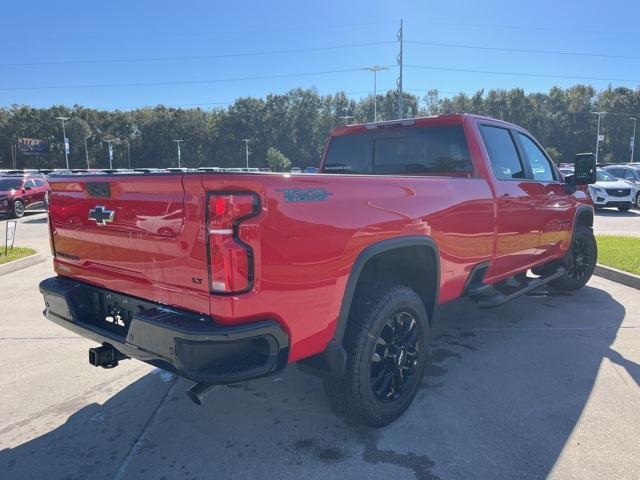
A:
[[624, 170, 637, 180], [34, 179, 46, 187], [517, 133, 556, 182], [24, 179, 36, 188], [479, 125, 525, 180]]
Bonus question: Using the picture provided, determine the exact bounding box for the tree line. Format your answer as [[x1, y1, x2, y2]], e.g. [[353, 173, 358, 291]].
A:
[[1, 84, 638, 170]]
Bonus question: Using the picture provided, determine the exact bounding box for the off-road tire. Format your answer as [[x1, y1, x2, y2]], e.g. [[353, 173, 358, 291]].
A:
[[550, 225, 597, 291], [323, 282, 429, 427]]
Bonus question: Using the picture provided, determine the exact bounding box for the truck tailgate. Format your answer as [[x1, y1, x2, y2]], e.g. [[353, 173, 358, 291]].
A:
[[48, 174, 211, 315]]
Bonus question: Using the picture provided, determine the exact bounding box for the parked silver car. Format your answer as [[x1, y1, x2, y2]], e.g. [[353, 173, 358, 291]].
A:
[[603, 165, 640, 208]]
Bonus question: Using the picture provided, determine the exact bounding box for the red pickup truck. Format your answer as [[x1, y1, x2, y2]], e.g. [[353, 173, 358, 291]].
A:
[[40, 114, 597, 426]]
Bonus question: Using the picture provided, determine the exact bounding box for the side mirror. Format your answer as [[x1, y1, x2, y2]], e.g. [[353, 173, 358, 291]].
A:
[[573, 153, 596, 185]]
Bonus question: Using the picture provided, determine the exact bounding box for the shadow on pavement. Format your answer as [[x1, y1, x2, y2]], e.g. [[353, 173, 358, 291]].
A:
[[21, 215, 47, 224], [594, 209, 640, 217], [1, 285, 636, 480]]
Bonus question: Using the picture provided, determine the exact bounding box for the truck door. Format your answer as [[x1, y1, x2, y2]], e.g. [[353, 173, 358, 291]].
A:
[[479, 124, 541, 279], [514, 132, 572, 261]]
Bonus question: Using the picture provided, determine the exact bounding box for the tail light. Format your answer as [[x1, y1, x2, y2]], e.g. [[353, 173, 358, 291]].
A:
[[207, 192, 259, 293]]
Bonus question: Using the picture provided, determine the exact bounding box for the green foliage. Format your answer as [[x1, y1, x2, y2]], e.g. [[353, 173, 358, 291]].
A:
[[1, 85, 639, 170], [596, 235, 640, 275], [545, 147, 561, 164], [266, 147, 291, 172], [0, 246, 36, 263]]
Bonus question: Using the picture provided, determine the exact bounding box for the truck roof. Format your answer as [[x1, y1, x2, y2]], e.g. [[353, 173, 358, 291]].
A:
[[331, 113, 520, 137]]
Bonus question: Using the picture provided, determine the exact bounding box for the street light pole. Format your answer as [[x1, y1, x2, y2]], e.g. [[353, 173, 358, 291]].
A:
[[84, 134, 91, 169], [397, 18, 404, 119], [242, 139, 251, 168], [105, 139, 115, 169], [592, 111, 606, 163], [173, 139, 183, 168], [56, 116, 70, 169], [362, 65, 390, 122], [629, 117, 637, 163]]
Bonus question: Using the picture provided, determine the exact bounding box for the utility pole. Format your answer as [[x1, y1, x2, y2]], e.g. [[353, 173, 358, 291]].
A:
[[84, 134, 91, 169], [56, 116, 70, 169], [10, 144, 17, 169], [629, 117, 637, 163], [126, 140, 131, 169], [104, 139, 116, 169], [242, 139, 251, 168], [339, 115, 354, 125], [592, 111, 606, 163], [397, 18, 404, 119], [362, 65, 390, 122], [173, 139, 183, 168]]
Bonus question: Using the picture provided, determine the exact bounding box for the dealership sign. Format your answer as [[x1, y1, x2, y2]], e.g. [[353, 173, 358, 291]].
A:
[[5, 220, 16, 255], [18, 137, 48, 155]]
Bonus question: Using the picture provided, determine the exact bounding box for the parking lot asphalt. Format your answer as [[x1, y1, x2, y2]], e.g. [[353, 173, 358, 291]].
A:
[[1, 213, 639, 480], [593, 208, 640, 236]]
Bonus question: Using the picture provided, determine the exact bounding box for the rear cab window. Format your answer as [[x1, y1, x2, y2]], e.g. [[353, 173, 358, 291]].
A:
[[323, 124, 473, 176]]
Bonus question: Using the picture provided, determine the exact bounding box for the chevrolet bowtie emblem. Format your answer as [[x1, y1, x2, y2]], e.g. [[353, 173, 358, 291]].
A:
[[89, 206, 115, 225]]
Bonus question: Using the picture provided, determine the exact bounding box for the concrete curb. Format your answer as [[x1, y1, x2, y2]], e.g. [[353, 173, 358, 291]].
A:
[[0, 253, 46, 276], [594, 264, 640, 290]]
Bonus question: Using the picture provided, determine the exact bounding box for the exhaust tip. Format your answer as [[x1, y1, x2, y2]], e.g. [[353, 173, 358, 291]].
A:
[[186, 383, 217, 406], [186, 389, 203, 406]]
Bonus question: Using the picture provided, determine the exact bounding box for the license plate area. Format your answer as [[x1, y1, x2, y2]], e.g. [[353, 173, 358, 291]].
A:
[[91, 290, 134, 337], [67, 285, 156, 339]]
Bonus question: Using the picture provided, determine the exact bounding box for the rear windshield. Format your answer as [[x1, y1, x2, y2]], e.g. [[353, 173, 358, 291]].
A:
[[0, 178, 22, 190], [323, 125, 472, 176]]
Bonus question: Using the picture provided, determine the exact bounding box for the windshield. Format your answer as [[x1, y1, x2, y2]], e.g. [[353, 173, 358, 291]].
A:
[[0, 178, 22, 190], [596, 170, 617, 182]]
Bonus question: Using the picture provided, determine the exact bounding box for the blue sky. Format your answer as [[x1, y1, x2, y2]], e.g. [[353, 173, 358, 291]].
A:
[[1, 0, 639, 110]]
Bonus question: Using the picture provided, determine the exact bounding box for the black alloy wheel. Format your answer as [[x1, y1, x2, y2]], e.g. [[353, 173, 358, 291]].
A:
[[567, 236, 592, 281], [370, 311, 420, 402]]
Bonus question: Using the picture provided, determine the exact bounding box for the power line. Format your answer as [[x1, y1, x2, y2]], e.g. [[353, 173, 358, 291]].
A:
[[1, 41, 397, 67], [67, 89, 386, 111], [419, 20, 640, 37], [404, 88, 474, 95], [0, 66, 396, 92], [406, 40, 640, 61], [405, 65, 640, 85], [0, 20, 398, 44]]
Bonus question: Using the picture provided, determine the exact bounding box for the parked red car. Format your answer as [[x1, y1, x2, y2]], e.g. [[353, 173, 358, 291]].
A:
[[40, 114, 597, 426], [0, 173, 50, 218]]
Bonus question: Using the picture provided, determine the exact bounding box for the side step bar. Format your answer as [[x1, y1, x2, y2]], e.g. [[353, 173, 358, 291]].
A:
[[471, 267, 566, 309]]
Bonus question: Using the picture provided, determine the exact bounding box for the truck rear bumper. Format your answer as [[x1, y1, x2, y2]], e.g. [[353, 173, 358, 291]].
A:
[[39, 276, 289, 384]]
